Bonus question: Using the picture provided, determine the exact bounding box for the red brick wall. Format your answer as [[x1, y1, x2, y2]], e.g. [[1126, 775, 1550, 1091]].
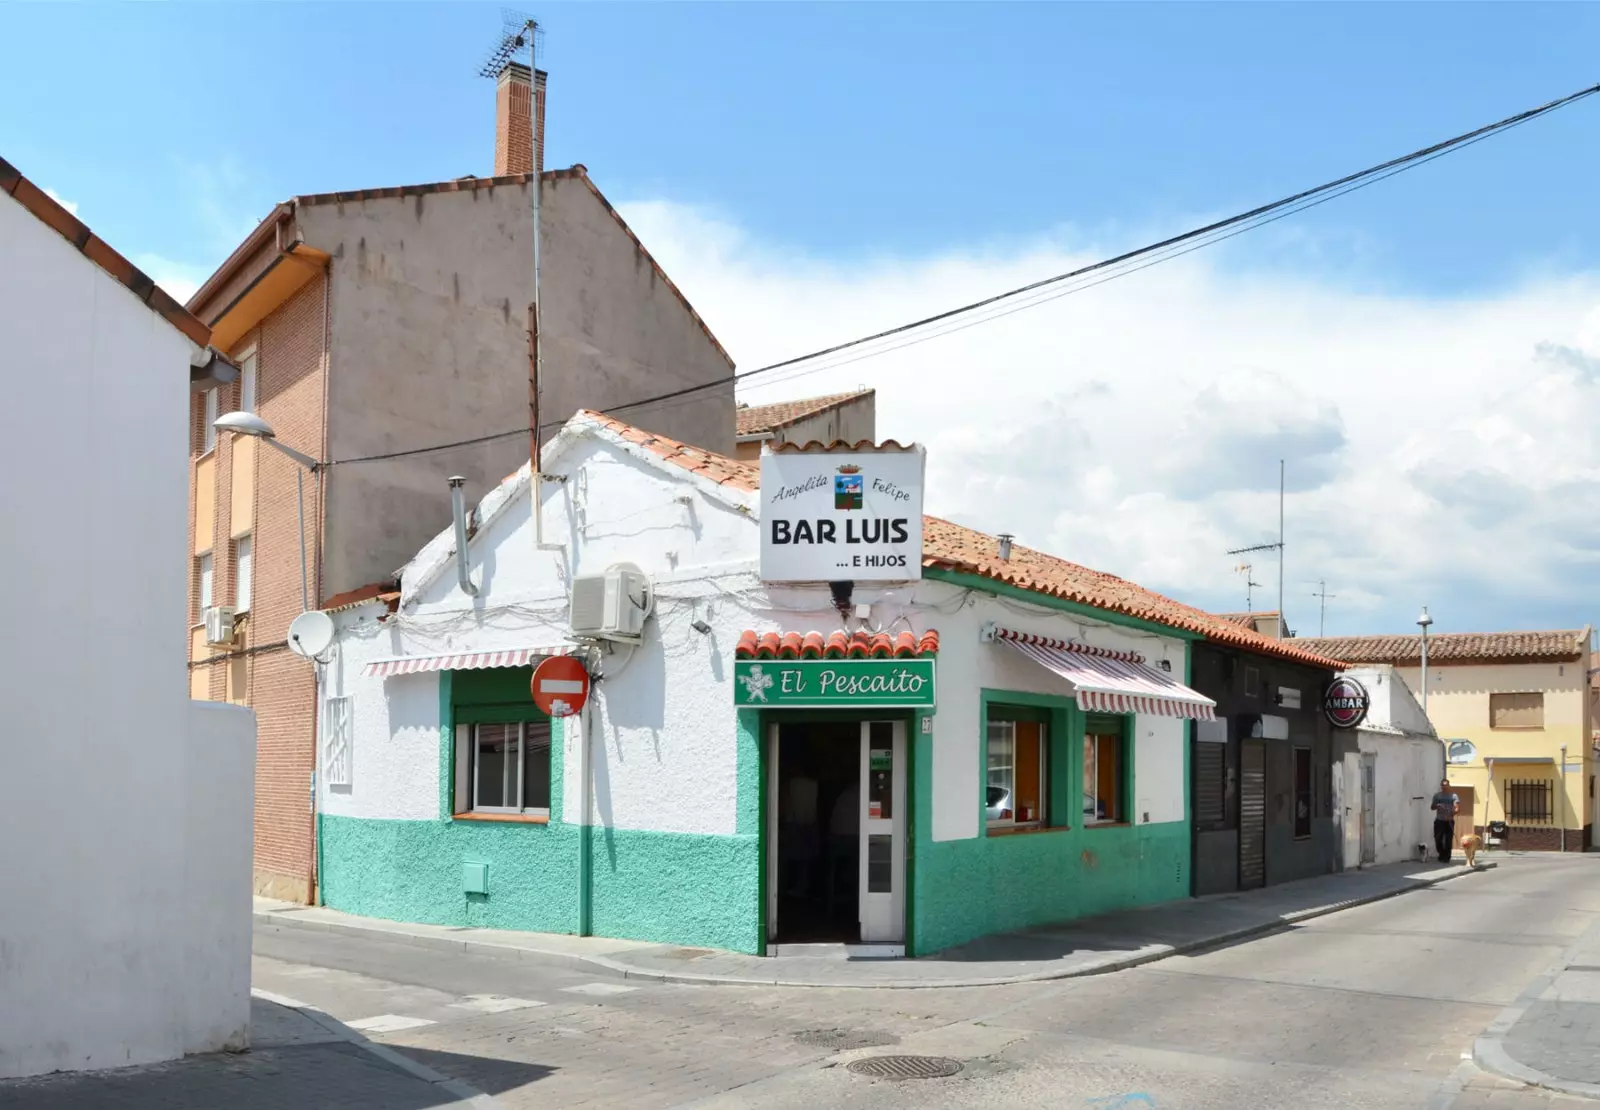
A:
[[1473, 824, 1593, 852], [187, 272, 328, 903], [495, 65, 533, 176]]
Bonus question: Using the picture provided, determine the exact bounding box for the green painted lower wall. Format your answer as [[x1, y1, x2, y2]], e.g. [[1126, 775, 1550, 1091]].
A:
[[911, 822, 1190, 954], [319, 815, 762, 952]]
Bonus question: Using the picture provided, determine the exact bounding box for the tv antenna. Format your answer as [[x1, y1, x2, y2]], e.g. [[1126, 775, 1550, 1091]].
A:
[[1227, 459, 1286, 629], [478, 9, 541, 79], [1234, 562, 1262, 612], [1310, 580, 1337, 637]]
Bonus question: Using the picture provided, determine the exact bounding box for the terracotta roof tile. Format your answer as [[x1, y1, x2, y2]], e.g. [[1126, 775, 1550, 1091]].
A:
[[1294, 630, 1588, 666], [736, 629, 940, 659], [321, 582, 401, 613], [2, 154, 210, 347], [737, 390, 874, 437], [1218, 611, 1279, 626], [584, 412, 1341, 670]]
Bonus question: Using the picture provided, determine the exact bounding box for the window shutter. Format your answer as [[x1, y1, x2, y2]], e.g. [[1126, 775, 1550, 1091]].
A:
[[323, 696, 353, 788], [1195, 741, 1226, 826]]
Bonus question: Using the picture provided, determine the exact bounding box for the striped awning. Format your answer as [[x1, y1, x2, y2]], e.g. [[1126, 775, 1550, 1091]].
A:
[[363, 645, 573, 678], [992, 627, 1216, 721]]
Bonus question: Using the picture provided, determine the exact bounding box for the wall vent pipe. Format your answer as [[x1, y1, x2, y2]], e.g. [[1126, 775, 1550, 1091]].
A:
[[449, 476, 479, 596]]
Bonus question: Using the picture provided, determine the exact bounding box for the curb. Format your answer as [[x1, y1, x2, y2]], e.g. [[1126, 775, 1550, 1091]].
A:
[[255, 862, 1490, 991], [1471, 914, 1600, 1100], [250, 989, 501, 1108]]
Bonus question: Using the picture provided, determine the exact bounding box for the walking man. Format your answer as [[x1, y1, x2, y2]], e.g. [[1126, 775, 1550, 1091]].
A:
[[1431, 779, 1460, 863]]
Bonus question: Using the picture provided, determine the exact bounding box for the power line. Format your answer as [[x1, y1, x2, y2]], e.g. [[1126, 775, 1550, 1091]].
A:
[[330, 80, 1600, 467]]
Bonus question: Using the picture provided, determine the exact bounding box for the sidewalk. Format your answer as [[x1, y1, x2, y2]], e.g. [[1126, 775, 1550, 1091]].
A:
[[256, 856, 1491, 989], [0, 994, 503, 1109], [1476, 898, 1600, 1100]]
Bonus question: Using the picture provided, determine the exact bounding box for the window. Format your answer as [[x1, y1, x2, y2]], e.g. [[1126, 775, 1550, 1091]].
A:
[[460, 720, 552, 815], [1490, 692, 1544, 729], [323, 696, 353, 788], [1083, 724, 1125, 824], [234, 535, 252, 612], [1245, 665, 1260, 698], [1506, 779, 1553, 822], [239, 350, 258, 413], [198, 552, 214, 610], [986, 715, 1047, 828], [202, 388, 218, 453], [1293, 746, 1312, 838]]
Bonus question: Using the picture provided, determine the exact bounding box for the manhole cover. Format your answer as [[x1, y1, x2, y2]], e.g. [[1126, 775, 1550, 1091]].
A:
[[846, 1055, 963, 1080], [794, 1029, 899, 1050]]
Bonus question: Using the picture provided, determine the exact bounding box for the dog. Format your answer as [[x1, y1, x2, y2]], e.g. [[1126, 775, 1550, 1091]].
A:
[[1460, 832, 1482, 868]]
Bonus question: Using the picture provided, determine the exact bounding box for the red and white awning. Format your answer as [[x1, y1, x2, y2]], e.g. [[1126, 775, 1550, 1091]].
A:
[[363, 645, 573, 678], [992, 627, 1216, 721]]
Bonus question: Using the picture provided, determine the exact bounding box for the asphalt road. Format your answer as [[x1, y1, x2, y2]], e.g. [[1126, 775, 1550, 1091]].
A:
[[252, 854, 1600, 1110]]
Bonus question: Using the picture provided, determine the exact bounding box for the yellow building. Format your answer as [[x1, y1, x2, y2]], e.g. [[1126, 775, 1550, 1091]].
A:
[[1297, 630, 1595, 851]]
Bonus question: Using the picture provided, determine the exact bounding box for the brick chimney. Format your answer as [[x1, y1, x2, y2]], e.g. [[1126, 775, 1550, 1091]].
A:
[[494, 62, 547, 176]]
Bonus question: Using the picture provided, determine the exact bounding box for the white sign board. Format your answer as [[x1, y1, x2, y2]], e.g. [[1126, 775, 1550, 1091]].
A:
[[759, 447, 925, 582]]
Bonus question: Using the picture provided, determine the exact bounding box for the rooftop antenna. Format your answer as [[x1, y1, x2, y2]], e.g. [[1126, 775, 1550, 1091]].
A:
[[1227, 459, 1286, 632], [478, 11, 560, 556], [1235, 562, 1261, 612], [1310, 580, 1337, 637]]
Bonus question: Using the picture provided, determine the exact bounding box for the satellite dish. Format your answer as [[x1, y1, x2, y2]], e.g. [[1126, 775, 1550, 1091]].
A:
[[288, 610, 336, 660]]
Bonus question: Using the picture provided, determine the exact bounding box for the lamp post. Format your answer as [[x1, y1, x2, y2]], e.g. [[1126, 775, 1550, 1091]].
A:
[[1417, 606, 1433, 714], [214, 411, 319, 612]]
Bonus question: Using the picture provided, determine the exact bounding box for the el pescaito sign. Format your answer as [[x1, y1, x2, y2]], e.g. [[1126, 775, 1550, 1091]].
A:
[[734, 658, 936, 708], [759, 446, 925, 582]]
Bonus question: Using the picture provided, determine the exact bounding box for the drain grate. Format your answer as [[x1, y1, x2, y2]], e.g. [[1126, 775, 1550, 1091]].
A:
[[846, 1055, 963, 1080], [794, 1029, 900, 1050]]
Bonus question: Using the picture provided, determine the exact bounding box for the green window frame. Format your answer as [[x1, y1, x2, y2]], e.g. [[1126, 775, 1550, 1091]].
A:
[[1082, 714, 1130, 825]]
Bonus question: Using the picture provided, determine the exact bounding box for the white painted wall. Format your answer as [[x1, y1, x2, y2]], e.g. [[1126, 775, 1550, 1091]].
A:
[[0, 192, 256, 1078], [1337, 667, 1443, 868], [321, 417, 1192, 844]]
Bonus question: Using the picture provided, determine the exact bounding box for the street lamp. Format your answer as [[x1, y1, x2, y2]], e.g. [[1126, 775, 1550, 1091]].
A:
[[1417, 606, 1433, 713], [214, 411, 319, 612]]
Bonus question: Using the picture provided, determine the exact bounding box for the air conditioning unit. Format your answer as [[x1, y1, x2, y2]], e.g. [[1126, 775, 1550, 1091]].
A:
[[569, 563, 653, 643], [204, 606, 237, 645]]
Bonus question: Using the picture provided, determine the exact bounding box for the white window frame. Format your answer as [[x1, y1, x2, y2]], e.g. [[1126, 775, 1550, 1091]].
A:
[[202, 388, 218, 453], [454, 720, 551, 817], [198, 552, 214, 610], [323, 695, 353, 788], [986, 716, 1047, 829], [1083, 727, 1126, 825], [238, 347, 258, 413], [234, 534, 253, 612]]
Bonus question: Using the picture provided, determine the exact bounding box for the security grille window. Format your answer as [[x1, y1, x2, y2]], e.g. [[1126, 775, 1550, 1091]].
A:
[[1194, 740, 1228, 828], [462, 721, 552, 815], [323, 696, 353, 788], [986, 713, 1046, 828], [1083, 723, 1126, 824], [1490, 692, 1544, 730], [1293, 746, 1313, 838], [1506, 779, 1553, 822]]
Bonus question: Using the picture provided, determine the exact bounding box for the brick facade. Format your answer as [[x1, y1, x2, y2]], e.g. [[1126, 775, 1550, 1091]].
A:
[[1473, 824, 1593, 852], [494, 63, 545, 176], [189, 272, 327, 903]]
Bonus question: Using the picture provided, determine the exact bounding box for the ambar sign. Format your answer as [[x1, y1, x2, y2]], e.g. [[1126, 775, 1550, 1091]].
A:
[[1323, 676, 1371, 729], [760, 447, 925, 583]]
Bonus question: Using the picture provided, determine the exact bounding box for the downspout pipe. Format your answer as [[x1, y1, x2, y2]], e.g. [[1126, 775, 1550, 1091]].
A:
[[449, 477, 478, 597]]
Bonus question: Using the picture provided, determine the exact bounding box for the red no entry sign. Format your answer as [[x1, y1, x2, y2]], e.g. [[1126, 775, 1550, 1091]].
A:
[[531, 655, 590, 718]]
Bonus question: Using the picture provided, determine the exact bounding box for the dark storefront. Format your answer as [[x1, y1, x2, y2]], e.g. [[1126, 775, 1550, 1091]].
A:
[[1189, 644, 1348, 896]]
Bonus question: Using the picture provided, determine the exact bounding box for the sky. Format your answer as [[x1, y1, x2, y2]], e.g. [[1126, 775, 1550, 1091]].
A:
[[3, 3, 1598, 639]]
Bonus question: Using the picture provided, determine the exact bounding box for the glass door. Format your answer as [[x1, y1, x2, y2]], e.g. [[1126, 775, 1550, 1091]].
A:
[[858, 720, 906, 945]]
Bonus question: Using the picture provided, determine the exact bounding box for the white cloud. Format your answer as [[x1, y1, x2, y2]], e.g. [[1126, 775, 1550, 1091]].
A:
[[617, 199, 1600, 635], [43, 189, 78, 216]]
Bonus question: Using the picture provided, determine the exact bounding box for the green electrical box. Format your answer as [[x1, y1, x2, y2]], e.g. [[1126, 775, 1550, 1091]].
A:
[[463, 861, 489, 895]]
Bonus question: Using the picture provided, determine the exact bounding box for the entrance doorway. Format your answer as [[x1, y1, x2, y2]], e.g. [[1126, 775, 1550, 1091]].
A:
[[1360, 754, 1377, 865], [1240, 739, 1266, 889], [767, 719, 906, 950]]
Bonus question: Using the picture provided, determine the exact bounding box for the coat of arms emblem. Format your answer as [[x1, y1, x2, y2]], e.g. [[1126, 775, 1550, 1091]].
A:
[[834, 464, 863, 510]]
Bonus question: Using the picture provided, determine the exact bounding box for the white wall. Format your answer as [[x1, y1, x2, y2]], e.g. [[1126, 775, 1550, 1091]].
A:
[[322, 421, 1192, 844], [0, 192, 256, 1078], [1339, 667, 1443, 868]]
